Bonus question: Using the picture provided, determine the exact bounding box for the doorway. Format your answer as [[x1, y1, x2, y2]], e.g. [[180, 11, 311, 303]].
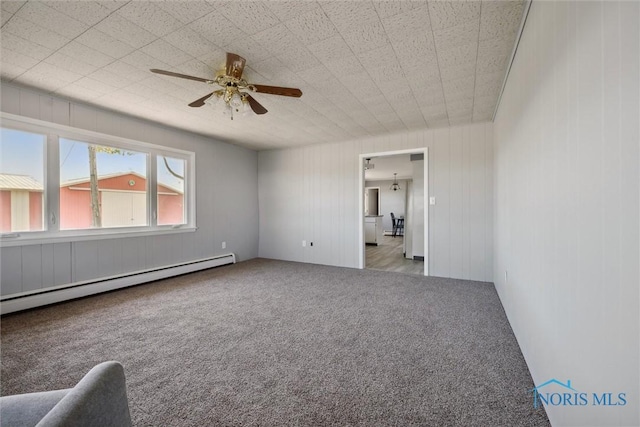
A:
[[358, 148, 428, 276]]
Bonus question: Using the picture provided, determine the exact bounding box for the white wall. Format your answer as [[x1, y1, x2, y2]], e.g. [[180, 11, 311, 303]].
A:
[[493, 2, 639, 426], [0, 83, 259, 296], [258, 122, 493, 282]]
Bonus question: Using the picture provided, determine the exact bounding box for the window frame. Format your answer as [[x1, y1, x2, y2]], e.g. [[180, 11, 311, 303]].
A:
[[0, 113, 196, 247]]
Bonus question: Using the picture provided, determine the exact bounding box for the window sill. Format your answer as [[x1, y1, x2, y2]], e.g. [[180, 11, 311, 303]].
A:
[[0, 226, 197, 247]]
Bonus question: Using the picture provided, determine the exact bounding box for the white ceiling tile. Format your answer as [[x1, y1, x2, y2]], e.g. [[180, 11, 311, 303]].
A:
[[45, 52, 100, 76], [264, 1, 320, 22], [189, 11, 247, 47], [1, 32, 53, 61], [395, 38, 438, 71], [474, 79, 502, 98], [323, 56, 366, 79], [307, 35, 353, 64], [163, 28, 224, 62], [356, 43, 396, 71], [447, 98, 473, 115], [421, 103, 448, 119], [475, 70, 505, 88], [476, 39, 511, 74], [219, 2, 281, 36], [381, 5, 431, 43], [433, 20, 479, 51], [339, 72, 380, 99], [156, 1, 216, 25], [276, 45, 320, 73], [373, 1, 421, 19], [341, 21, 391, 55], [414, 83, 446, 106], [3, 15, 70, 50], [1, 1, 25, 15], [120, 50, 172, 73], [14, 71, 68, 92], [428, 1, 481, 31], [245, 57, 285, 82], [19, 62, 83, 87], [75, 28, 135, 59], [442, 76, 475, 98], [116, 2, 183, 38], [0, 48, 39, 71], [95, 1, 129, 12], [73, 76, 118, 95], [284, 7, 337, 46], [101, 61, 152, 84], [88, 68, 135, 89], [437, 42, 477, 70], [320, 1, 380, 34], [1, 11, 13, 26], [368, 64, 405, 89], [480, 1, 525, 41], [58, 41, 115, 68], [403, 61, 441, 84], [141, 39, 194, 67], [251, 24, 302, 56], [95, 13, 157, 49], [43, 1, 113, 26], [17, 2, 88, 39]]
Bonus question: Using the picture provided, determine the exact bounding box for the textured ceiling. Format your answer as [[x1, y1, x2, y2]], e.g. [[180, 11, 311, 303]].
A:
[[0, 1, 524, 150]]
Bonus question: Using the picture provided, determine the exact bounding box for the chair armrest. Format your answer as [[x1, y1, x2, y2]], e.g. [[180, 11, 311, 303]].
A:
[[36, 361, 132, 427], [0, 389, 70, 427]]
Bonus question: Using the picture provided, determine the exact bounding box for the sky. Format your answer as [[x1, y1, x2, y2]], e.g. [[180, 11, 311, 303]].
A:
[[1, 128, 184, 192]]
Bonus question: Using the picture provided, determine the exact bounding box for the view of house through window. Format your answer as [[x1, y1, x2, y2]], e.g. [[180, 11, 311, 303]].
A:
[[0, 118, 194, 239], [0, 128, 45, 233], [157, 155, 185, 225], [59, 138, 148, 230]]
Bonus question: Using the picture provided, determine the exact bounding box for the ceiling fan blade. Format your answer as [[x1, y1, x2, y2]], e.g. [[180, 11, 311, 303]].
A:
[[188, 92, 217, 108], [226, 52, 246, 80], [150, 69, 213, 83], [251, 84, 302, 97], [245, 94, 268, 115]]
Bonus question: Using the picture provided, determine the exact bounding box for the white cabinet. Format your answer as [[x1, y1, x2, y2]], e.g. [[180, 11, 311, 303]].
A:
[[365, 216, 383, 245]]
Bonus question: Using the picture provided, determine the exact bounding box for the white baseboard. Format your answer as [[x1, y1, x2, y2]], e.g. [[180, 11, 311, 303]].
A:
[[0, 253, 236, 315]]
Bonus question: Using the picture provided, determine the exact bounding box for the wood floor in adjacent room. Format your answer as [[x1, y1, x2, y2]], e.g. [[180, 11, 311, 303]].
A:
[[366, 235, 424, 275]]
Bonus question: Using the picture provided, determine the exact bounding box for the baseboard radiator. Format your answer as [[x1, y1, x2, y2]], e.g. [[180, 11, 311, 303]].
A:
[[0, 253, 236, 315]]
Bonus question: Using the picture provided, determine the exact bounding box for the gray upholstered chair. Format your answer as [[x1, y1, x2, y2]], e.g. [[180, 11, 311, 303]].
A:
[[0, 361, 132, 427]]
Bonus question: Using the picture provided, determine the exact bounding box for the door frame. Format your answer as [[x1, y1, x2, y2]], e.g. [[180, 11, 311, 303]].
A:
[[358, 148, 429, 276]]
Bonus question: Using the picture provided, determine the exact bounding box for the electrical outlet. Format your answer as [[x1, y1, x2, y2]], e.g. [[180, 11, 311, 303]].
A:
[[302, 240, 306, 247], [429, 197, 436, 205], [222, 241, 226, 249]]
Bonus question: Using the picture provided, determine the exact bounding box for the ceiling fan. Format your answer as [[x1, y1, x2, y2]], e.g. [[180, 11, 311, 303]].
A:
[[150, 52, 302, 119]]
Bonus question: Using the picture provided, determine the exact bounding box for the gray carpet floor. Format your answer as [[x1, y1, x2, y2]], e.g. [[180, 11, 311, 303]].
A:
[[1, 258, 549, 426]]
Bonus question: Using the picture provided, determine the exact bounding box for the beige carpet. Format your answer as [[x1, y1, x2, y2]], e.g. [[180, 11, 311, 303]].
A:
[[1, 258, 549, 426]]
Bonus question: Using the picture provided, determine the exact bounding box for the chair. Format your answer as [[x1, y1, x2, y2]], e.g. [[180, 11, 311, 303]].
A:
[[390, 212, 404, 237], [0, 361, 132, 427]]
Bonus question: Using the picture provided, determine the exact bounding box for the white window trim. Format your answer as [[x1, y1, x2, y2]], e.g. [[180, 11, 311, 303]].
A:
[[0, 112, 196, 247]]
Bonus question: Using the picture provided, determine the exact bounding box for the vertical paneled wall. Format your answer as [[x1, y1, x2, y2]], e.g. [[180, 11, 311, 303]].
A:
[[258, 122, 493, 282], [493, 2, 639, 426], [0, 83, 259, 296]]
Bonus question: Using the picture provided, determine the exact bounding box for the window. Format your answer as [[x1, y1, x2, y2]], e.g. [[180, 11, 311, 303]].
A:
[[0, 128, 46, 233], [0, 114, 195, 244], [60, 138, 148, 230]]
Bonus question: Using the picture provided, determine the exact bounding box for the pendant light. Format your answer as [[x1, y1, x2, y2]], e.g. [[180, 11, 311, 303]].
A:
[[390, 173, 401, 191]]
